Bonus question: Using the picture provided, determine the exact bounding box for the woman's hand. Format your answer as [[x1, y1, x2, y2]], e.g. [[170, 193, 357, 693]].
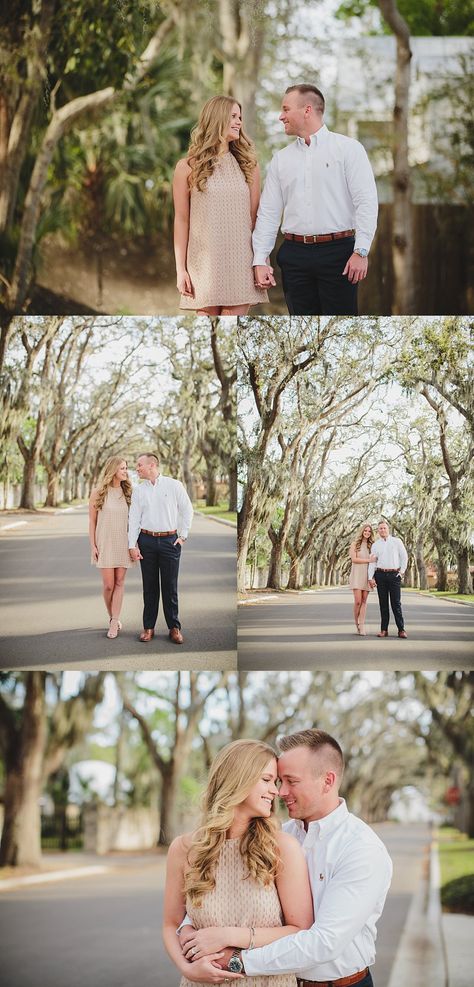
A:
[[182, 927, 232, 959], [91, 544, 99, 562], [177, 269, 194, 297], [183, 954, 243, 983], [368, 553, 377, 562]]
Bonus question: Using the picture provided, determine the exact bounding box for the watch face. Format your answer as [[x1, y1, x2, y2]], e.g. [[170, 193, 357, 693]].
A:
[[228, 955, 244, 973]]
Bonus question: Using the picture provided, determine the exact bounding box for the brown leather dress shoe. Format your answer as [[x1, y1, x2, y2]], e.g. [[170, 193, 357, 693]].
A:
[[139, 629, 154, 642], [398, 630, 408, 638], [377, 630, 388, 637], [169, 627, 183, 645]]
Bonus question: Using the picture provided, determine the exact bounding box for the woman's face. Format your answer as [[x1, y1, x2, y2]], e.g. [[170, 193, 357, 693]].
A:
[[115, 461, 128, 482], [239, 757, 279, 818], [362, 525, 372, 540], [227, 102, 242, 142]]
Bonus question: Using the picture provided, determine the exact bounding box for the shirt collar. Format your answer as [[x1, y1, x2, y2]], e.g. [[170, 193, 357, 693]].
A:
[[296, 124, 329, 148], [293, 798, 349, 847]]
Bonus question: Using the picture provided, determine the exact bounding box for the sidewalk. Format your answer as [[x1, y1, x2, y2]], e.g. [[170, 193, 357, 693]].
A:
[[387, 838, 472, 987], [0, 848, 167, 893]]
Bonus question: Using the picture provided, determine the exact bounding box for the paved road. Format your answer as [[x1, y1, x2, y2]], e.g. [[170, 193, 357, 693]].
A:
[[238, 587, 474, 669], [0, 823, 429, 987], [0, 508, 236, 669]]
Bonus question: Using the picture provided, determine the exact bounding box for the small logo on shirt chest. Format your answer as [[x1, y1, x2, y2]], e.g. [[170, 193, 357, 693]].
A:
[[319, 873, 325, 880]]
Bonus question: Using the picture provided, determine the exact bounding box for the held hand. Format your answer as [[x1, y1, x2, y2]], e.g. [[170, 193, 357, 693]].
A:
[[129, 547, 142, 562], [182, 928, 231, 959], [342, 253, 368, 283], [173, 537, 186, 547], [254, 264, 276, 288], [184, 954, 243, 983], [368, 554, 377, 562], [177, 270, 194, 297], [368, 579, 376, 590]]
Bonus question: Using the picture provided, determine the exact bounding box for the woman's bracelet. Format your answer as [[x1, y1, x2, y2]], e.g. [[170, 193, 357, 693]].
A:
[[248, 926, 255, 949]]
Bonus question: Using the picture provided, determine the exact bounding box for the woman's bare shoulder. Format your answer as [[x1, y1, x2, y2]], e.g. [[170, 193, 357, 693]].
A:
[[174, 157, 191, 176], [276, 828, 302, 853]]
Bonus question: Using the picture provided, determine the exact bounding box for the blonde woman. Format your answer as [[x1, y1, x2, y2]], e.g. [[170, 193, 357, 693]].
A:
[[89, 456, 135, 639], [163, 739, 314, 985], [173, 95, 269, 315], [349, 523, 376, 636]]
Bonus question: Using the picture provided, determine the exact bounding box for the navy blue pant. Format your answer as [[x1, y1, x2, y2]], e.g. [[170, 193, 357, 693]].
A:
[[138, 532, 181, 630], [374, 570, 404, 632], [277, 236, 358, 315]]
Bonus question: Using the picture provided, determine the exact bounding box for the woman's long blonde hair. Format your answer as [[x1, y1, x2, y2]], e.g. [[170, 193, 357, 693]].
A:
[[94, 456, 132, 511], [354, 522, 374, 554], [184, 739, 280, 907], [187, 95, 257, 192]]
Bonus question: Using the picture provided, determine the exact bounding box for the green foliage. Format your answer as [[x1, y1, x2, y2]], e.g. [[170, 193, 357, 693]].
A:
[[336, 0, 474, 35], [441, 874, 474, 914]]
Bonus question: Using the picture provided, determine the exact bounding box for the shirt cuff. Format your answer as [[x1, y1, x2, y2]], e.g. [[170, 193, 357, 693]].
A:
[[253, 253, 271, 267], [354, 236, 372, 253]]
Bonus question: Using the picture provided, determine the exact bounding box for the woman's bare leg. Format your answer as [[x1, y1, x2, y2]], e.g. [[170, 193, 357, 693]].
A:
[[352, 589, 362, 632], [196, 307, 222, 315], [100, 568, 115, 618], [358, 590, 369, 635], [220, 305, 250, 315], [111, 567, 126, 620]]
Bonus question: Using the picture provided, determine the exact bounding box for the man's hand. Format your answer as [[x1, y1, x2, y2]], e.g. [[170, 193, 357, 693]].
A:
[[368, 554, 377, 563], [368, 579, 376, 590], [129, 546, 142, 562], [173, 537, 186, 547], [182, 953, 243, 983], [254, 264, 276, 288], [342, 253, 368, 283], [182, 927, 232, 960]]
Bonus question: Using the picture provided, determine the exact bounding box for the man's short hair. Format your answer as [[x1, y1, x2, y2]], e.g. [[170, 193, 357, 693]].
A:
[[378, 519, 389, 527], [138, 453, 160, 465], [285, 84, 325, 114], [278, 728, 344, 777]]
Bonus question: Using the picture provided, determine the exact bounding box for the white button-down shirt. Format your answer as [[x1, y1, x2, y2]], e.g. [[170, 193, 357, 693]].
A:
[[243, 800, 392, 981], [368, 536, 408, 579], [128, 475, 193, 547], [252, 125, 378, 265]]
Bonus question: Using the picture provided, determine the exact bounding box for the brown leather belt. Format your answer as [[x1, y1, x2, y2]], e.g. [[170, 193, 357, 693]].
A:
[[140, 528, 177, 537], [284, 229, 355, 244], [297, 968, 368, 987], [376, 568, 399, 572]]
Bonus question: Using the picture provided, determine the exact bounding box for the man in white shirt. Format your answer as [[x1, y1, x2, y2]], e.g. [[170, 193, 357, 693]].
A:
[[128, 453, 193, 645], [253, 84, 378, 316], [180, 729, 392, 987], [368, 521, 408, 639]]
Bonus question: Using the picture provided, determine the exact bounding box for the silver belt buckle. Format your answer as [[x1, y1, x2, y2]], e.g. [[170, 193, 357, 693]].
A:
[[303, 234, 314, 243]]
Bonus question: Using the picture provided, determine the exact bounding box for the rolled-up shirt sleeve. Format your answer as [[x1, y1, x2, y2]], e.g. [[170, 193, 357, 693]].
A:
[[176, 481, 193, 539], [128, 487, 142, 548], [345, 142, 378, 253], [252, 155, 285, 265], [367, 545, 378, 580], [243, 843, 392, 976]]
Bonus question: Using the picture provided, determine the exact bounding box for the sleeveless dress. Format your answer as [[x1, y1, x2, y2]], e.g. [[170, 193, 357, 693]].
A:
[[348, 541, 371, 591], [180, 839, 296, 987], [92, 488, 135, 569], [180, 152, 268, 310]]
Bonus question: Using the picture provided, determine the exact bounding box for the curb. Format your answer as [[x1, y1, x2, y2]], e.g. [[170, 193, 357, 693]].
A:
[[194, 511, 237, 528], [0, 864, 110, 893], [386, 839, 446, 987]]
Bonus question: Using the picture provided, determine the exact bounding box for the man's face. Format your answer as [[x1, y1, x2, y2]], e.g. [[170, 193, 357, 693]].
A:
[[278, 746, 330, 823], [279, 91, 308, 136], [378, 522, 389, 540], [136, 456, 156, 480]]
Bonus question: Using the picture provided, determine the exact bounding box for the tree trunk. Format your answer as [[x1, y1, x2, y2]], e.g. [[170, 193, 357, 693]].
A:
[[287, 557, 301, 590], [0, 673, 46, 867], [205, 466, 217, 507], [457, 547, 472, 594], [267, 535, 283, 590], [377, 0, 415, 313], [43, 470, 60, 508], [19, 452, 37, 510], [415, 537, 428, 590], [228, 461, 237, 513]]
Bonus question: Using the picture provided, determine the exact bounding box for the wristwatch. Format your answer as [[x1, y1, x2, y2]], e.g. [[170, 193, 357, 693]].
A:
[[354, 247, 368, 257], [227, 950, 244, 974]]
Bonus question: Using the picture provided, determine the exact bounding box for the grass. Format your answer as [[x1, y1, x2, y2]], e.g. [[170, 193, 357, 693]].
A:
[[437, 827, 474, 914], [194, 501, 236, 524], [405, 588, 474, 604]]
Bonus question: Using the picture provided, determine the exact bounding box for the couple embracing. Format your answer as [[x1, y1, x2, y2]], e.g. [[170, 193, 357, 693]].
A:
[[173, 84, 378, 317], [164, 729, 392, 987], [89, 453, 193, 643]]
